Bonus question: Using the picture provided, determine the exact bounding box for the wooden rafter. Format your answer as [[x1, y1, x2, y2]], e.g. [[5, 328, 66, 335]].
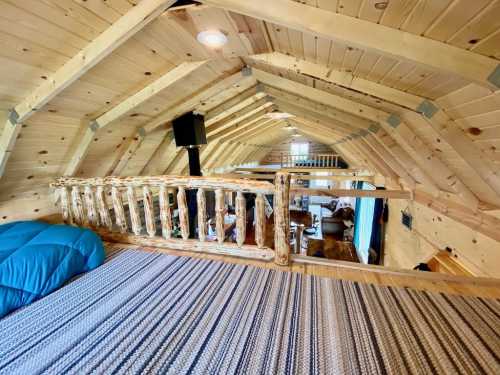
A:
[[201, 0, 500, 88], [254, 70, 478, 207], [252, 53, 500, 200], [0, 0, 176, 177]]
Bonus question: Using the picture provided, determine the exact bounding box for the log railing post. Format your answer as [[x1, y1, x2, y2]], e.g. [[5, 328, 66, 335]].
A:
[[235, 191, 246, 247], [111, 186, 127, 233], [59, 186, 73, 225], [274, 172, 291, 265], [143, 185, 156, 237], [127, 186, 142, 236], [71, 186, 87, 226], [177, 187, 189, 240], [215, 188, 225, 244], [84, 185, 99, 227], [197, 188, 207, 241], [255, 193, 265, 248], [159, 185, 172, 239], [96, 186, 112, 231]]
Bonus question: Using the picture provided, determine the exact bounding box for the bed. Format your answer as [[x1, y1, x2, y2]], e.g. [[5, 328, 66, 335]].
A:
[[0, 247, 498, 374]]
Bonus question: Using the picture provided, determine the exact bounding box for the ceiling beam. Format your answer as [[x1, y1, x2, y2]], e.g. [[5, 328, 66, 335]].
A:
[[255, 69, 478, 207], [253, 54, 500, 201], [0, 0, 176, 178], [201, 0, 500, 88]]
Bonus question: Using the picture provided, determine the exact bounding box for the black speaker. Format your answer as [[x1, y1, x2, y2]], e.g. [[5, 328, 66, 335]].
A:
[[172, 112, 207, 147]]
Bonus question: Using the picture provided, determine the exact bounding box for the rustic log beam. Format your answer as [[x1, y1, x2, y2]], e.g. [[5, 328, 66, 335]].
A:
[[197, 188, 207, 242], [255, 193, 266, 249], [143, 185, 156, 237], [111, 187, 128, 233], [235, 191, 246, 247], [177, 187, 189, 240], [96, 186, 112, 231], [159, 185, 173, 239], [215, 188, 225, 244], [274, 172, 291, 266]]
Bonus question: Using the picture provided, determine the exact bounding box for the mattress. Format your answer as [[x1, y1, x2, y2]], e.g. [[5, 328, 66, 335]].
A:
[[0, 248, 498, 374]]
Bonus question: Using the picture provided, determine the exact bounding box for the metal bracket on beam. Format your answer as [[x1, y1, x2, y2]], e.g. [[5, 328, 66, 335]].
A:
[[487, 64, 500, 89], [242, 66, 252, 77], [8, 109, 19, 125], [368, 123, 380, 133], [417, 100, 439, 119], [137, 127, 147, 138], [88, 120, 99, 132], [256, 82, 265, 93], [387, 114, 401, 128]]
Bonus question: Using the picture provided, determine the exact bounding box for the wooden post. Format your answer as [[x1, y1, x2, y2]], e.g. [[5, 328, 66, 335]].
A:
[[215, 188, 225, 244], [235, 191, 246, 247], [197, 188, 207, 241], [84, 185, 99, 227], [255, 193, 266, 248], [127, 186, 142, 236], [71, 186, 86, 226], [274, 172, 291, 265], [177, 187, 189, 240], [59, 187, 73, 225], [96, 186, 112, 231], [111, 186, 128, 233], [159, 185, 172, 239], [143, 185, 156, 237]]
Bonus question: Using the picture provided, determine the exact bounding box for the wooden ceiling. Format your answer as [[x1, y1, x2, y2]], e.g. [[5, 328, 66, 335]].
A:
[[0, 0, 499, 230]]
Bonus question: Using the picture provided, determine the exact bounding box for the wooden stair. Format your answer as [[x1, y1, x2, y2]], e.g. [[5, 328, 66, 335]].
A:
[[427, 251, 473, 277]]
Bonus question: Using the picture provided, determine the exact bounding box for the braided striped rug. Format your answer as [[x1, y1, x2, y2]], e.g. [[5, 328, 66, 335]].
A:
[[0, 248, 498, 374]]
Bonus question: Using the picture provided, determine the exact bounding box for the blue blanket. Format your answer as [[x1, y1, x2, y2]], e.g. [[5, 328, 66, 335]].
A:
[[0, 221, 104, 318]]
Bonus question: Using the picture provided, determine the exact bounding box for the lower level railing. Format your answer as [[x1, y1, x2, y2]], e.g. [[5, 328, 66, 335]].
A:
[[51, 174, 291, 265], [280, 153, 339, 168]]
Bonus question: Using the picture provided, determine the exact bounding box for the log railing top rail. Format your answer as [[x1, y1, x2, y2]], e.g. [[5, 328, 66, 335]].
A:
[[52, 175, 275, 194]]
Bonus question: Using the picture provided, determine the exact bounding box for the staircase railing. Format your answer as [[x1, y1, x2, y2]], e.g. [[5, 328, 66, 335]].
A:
[[51, 173, 291, 265]]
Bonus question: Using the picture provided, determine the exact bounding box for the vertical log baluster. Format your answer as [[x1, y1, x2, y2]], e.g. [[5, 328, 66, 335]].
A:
[[96, 186, 112, 231], [127, 186, 142, 236], [255, 193, 266, 248], [59, 186, 73, 225], [197, 188, 207, 241], [143, 185, 156, 237], [159, 185, 172, 239], [215, 188, 225, 244], [177, 187, 189, 240], [111, 187, 127, 233], [235, 191, 246, 247], [71, 186, 86, 226], [84, 185, 99, 226], [274, 172, 291, 265]]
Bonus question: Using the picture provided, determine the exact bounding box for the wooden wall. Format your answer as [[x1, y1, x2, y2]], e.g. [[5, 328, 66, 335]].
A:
[[384, 199, 500, 278]]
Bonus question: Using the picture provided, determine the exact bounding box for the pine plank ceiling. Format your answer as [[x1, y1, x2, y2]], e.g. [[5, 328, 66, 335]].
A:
[[0, 0, 500, 221]]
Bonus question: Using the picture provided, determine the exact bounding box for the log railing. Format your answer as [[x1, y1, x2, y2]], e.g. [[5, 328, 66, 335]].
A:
[[52, 174, 291, 265], [280, 153, 339, 168]]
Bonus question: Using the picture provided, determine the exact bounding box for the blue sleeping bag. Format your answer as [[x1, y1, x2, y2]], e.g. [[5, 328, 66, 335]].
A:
[[0, 221, 105, 318]]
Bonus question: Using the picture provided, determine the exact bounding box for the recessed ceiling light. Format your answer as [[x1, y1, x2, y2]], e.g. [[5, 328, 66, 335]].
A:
[[197, 30, 228, 48], [266, 111, 295, 120], [374, 2, 388, 10]]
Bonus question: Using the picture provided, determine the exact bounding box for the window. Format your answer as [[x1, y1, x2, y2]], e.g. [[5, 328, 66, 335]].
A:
[[290, 142, 309, 160]]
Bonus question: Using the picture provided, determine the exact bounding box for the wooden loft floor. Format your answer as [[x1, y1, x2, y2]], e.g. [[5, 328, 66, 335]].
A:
[[106, 243, 500, 300]]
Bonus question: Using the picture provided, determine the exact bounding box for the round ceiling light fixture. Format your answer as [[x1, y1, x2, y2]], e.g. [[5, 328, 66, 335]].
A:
[[374, 1, 389, 10], [197, 30, 228, 48]]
